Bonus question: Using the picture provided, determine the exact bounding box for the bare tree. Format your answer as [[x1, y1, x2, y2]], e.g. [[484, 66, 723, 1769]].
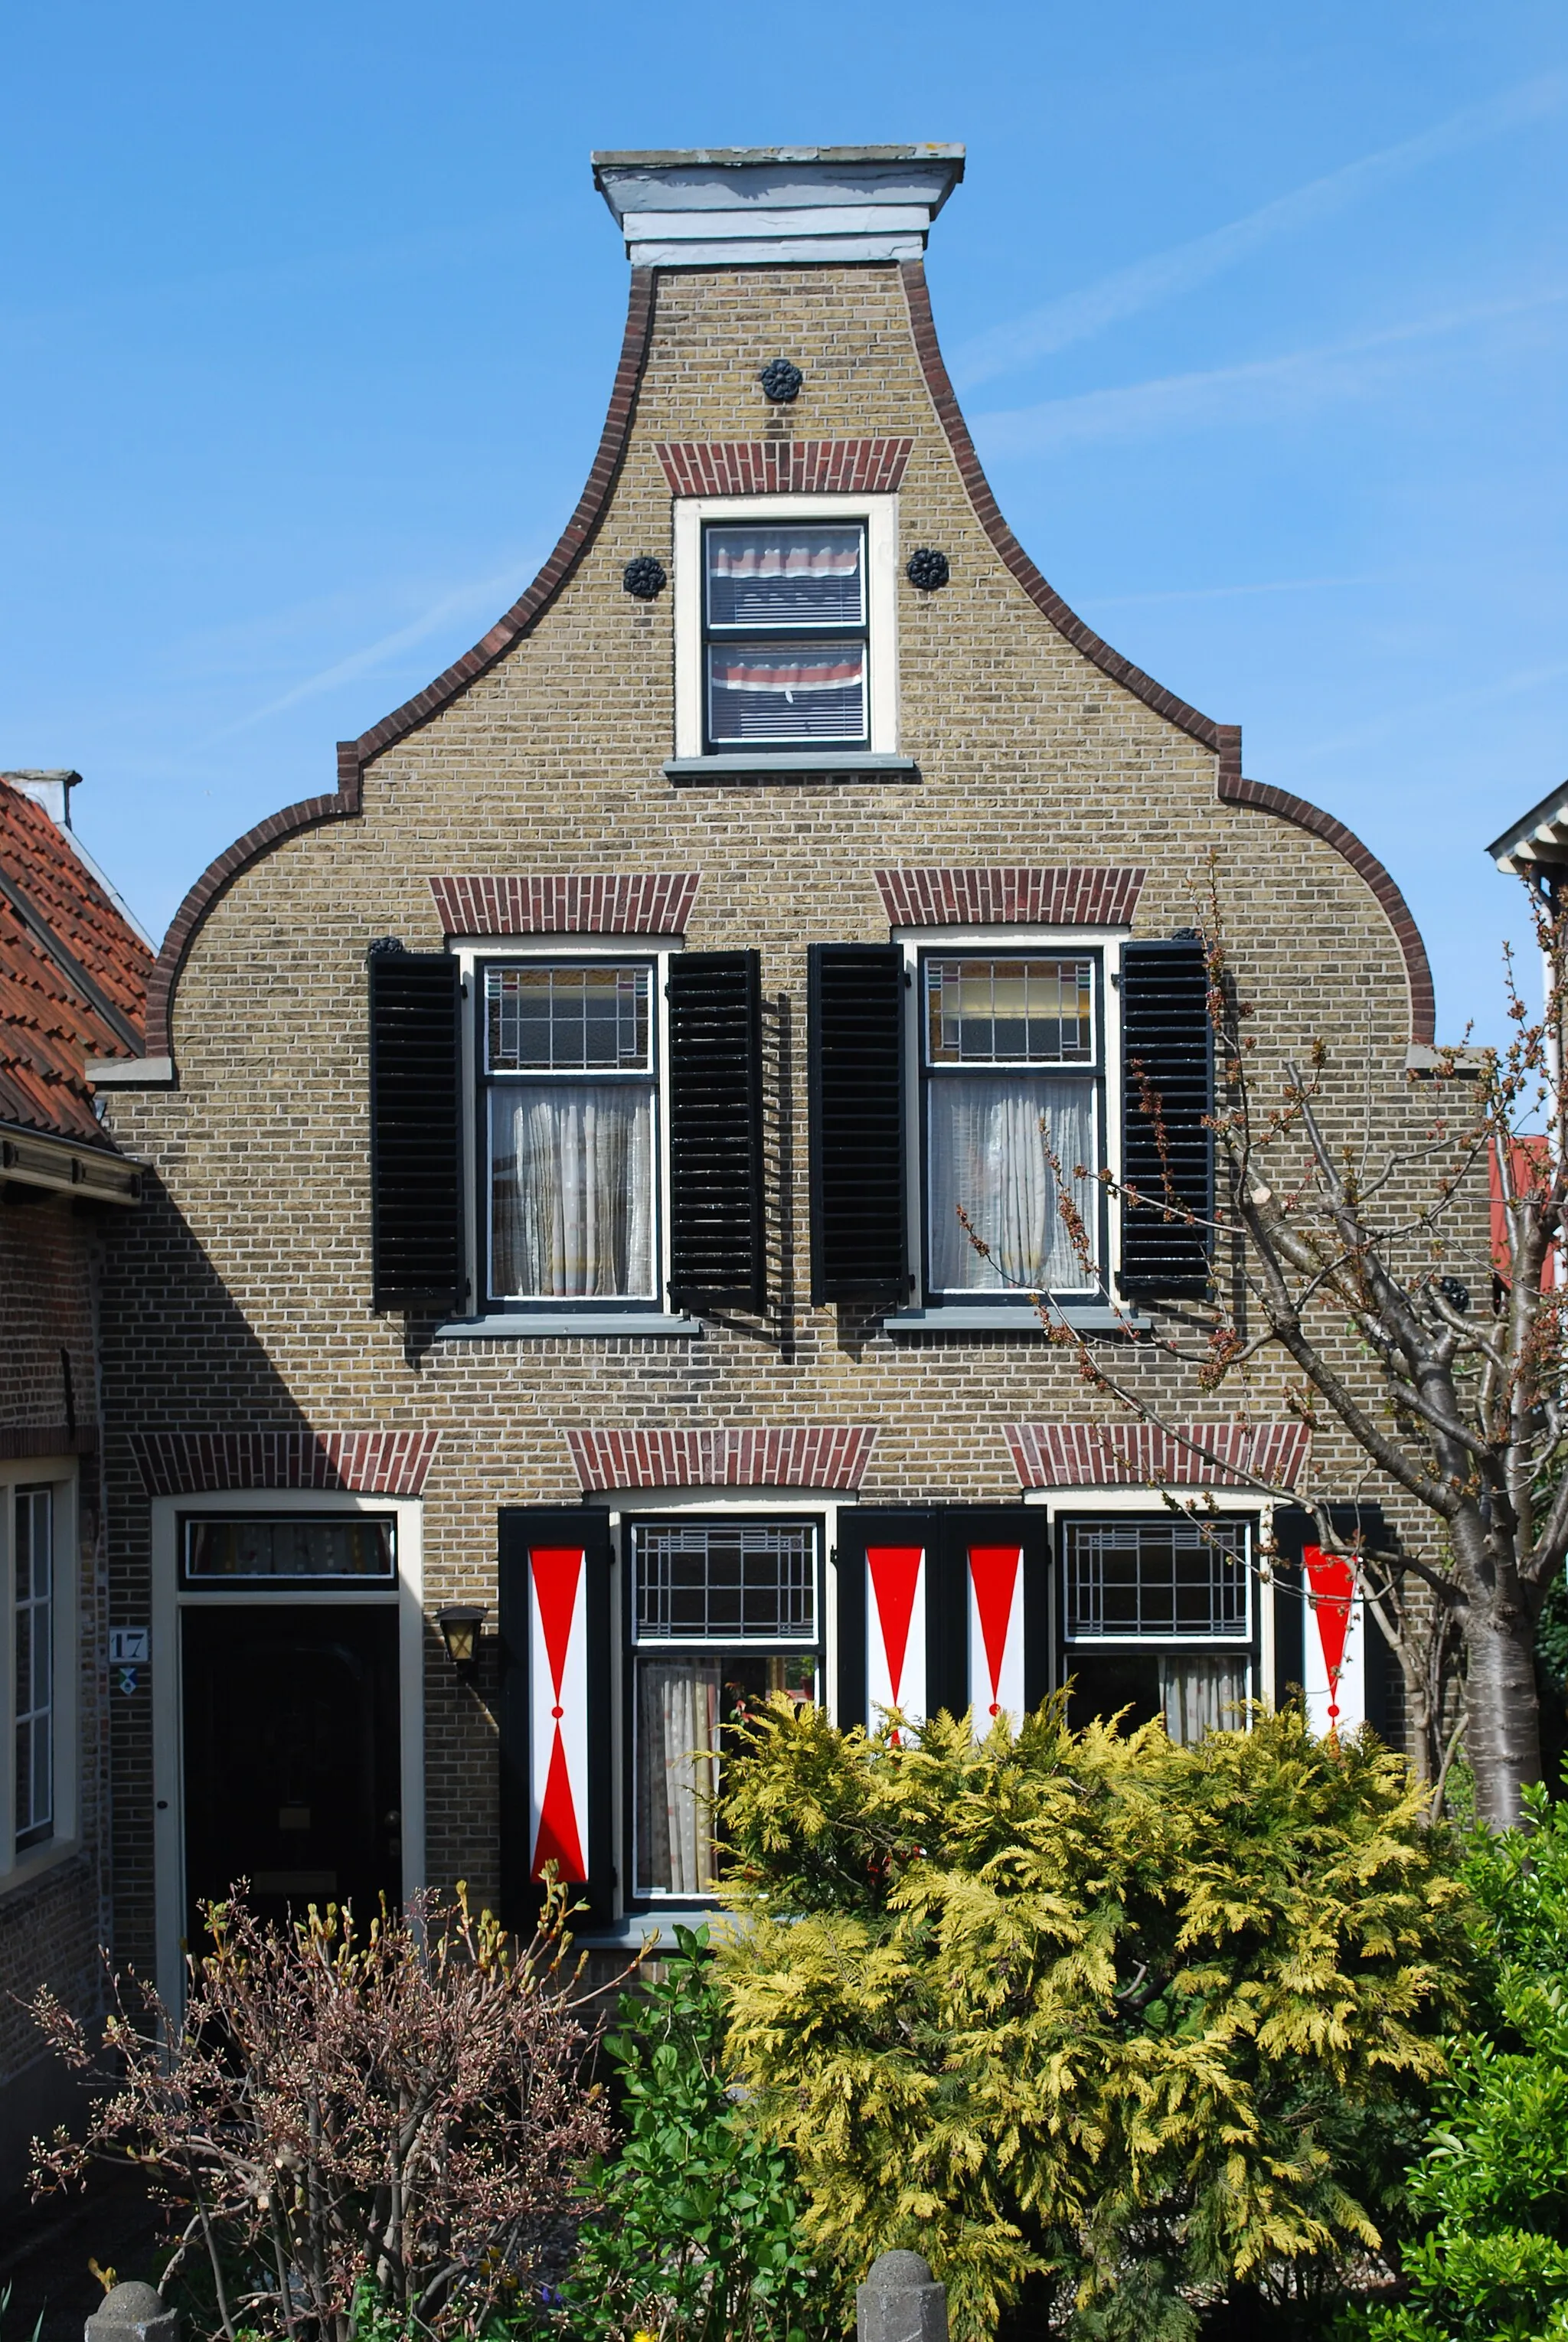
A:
[[30, 1886, 616, 2342], [962, 870, 1564, 1830]]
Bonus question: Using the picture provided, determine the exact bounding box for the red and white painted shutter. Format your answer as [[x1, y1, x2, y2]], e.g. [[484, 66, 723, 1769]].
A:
[[966, 1543, 1024, 1730], [866, 1543, 927, 1739], [528, 1544, 590, 1881], [1302, 1545, 1364, 1736]]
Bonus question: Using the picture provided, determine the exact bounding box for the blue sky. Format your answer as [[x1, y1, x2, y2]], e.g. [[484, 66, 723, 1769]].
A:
[[3, 2, 1563, 1044]]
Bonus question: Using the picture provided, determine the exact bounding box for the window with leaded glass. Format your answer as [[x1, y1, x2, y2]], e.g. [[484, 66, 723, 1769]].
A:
[[923, 954, 1101, 1299], [704, 522, 868, 748], [1060, 1515, 1253, 1746], [484, 961, 658, 1306], [629, 1519, 819, 1900]]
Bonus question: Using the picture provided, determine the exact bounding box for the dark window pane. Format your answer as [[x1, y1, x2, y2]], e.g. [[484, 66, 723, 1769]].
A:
[[707, 642, 867, 745], [1063, 1517, 1248, 1638], [486, 965, 651, 1073], [705, 526, 865, 629], [185, 1517, 397, 1582], [635, 1651, 817, 1896], [633, 1522, 817, 1641]]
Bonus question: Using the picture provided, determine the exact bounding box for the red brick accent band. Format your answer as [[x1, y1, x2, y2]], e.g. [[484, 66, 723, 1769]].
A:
[[876, 867, 1145, 929], [130, 1430, 442, 1498], [566, 1426, 877, 1492], [1005, 1421, 1309, 1491], [655, 439, 912, 497], [429, 873, 701, 938], [145, 271, 659, 1063], [1217, 775, 1436, 1047]]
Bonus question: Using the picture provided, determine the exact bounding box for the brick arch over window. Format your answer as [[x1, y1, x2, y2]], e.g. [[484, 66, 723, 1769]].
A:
[[145, 259, 1435, 1060]]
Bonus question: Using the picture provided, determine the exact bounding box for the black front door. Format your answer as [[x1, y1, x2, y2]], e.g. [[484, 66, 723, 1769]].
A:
[[181, 1604, 402, 1942]]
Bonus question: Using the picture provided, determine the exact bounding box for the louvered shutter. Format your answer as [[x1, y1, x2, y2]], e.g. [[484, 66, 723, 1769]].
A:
[[368, 946, 464, 1313], [808, 944, 907, 1305], [498, 1507, 614, 1932], [667, 951, 764, 1311], [1119, 936, 1214, 1296]]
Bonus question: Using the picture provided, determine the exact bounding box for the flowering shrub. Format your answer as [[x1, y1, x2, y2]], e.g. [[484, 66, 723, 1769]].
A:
[[30, 1886, 610, 2342]]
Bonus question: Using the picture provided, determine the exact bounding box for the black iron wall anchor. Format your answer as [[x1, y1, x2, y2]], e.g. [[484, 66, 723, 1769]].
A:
[[622, 556, 668, 600], [759, 357, 804, 403], [906, 547, 951, 591]]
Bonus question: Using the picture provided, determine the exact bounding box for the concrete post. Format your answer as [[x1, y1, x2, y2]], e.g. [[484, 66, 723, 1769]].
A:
[[858, 2249, 949, 2342], [85, 2282, 179, 2342]]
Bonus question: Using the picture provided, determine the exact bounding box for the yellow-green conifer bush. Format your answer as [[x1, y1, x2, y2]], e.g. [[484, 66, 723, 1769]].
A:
[[714, 1701, 1473, 2340]]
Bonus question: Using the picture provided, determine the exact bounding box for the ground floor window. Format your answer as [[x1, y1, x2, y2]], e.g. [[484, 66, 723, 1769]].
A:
[[15, 1485, 54, 1850], [629, 1518, 819, 1900], [1060, 1514, 1253, 1746]]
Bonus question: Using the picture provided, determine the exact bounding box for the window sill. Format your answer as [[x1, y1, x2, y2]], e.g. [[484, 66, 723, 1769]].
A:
[[882, 1304, 1148, 1335], [575, 1905, 733, 1948], [432, 1311, 701, 1341], [663, 752, 919, 783], [0, 1836, 84, 1897]]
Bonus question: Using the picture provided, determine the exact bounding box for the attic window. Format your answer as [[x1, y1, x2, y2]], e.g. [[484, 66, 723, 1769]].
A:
[[703, 523, 868, 749]]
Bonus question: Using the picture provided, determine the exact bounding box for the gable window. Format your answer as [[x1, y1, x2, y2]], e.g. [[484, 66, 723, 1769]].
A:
[[704, 523, 867, 749], [482, 961, 657, 1307], [923, 954, 1101, 1299], [629, 1517, 819, 1900], [1060, 1514, 1253, 1745], [15, 1486, 54, 1851]]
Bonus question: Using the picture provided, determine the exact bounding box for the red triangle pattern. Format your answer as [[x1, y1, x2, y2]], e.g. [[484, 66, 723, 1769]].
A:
[[867, 1546, 923, 1716], [1304, 1545, 1355, 1723], [531, 1726, 586, 1882], [969, 1546, 1021, 1716], [530, 1545, 586, 1881]]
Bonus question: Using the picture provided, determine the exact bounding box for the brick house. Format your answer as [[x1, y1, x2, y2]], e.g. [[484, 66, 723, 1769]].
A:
[[91, 145, 1457, 1985], [0, 772, 149, 2187]]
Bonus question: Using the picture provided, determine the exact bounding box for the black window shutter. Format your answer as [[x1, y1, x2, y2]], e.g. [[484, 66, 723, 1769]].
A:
[[667, 950, 764, 1311], [942, 1507, 1052, 1718], [1119, 936, 1214, 1296], [498, 1507, 614, 1935], [808, 944, 907, 1305], [1272, 1502, 1389, 1730], [835, 1508, 936, 1732], [368, 946, 464, 1313]]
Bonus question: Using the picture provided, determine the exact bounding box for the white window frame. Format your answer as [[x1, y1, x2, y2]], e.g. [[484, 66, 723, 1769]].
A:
[[673, 494, 901, 760], [0, 1458, 80, 1890], [151, 1488, 426, 2010], [454, 939, 686, 1331], [587, 1490, 848, 1941], [893, 926, 1134, 1315]]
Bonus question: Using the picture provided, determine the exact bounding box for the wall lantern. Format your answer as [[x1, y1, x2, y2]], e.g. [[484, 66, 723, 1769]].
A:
[[437, 1603, 487, 1674]]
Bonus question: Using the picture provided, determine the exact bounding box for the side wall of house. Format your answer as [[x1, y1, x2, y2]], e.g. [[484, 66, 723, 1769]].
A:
[[96, 262, 1478, 1966], [0, 1189, 109, 2194]]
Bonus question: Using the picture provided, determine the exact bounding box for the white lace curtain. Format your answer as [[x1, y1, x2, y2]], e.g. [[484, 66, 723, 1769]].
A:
[[636, 1661, 721, 1896], [491, 1085, 653, 1298], [1159, 1654, 1248, 1745], [928, 1076, 1095, 1293]]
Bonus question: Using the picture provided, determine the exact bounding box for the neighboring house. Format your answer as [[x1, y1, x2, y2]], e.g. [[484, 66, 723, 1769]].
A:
[[93, 145, 1463, 1989], [0, 772, 149, 2190]]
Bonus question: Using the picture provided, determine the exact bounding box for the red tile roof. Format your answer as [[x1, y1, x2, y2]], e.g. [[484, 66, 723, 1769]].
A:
[[0, 779, 152, 1151]]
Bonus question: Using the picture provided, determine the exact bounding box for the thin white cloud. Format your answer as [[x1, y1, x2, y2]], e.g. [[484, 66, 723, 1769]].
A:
[[190, 560, 539, 750], [972, 289, 1568, 456], [952, 74, 1568, 390], [1289, 659, 1568, 763]]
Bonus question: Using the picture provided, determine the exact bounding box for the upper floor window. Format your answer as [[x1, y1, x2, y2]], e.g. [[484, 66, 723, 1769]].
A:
[[483, 961, 658, 1308], [15, 1485, 54, 1851], [704, 523, 868, 750], [923, 953, 1101, 1301]]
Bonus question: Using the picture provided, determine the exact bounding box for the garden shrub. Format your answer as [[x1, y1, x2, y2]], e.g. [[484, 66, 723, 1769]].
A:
[[563, 1926, 830, 2342], [714, 1697, 1472, 2342], [1349, 1778, 1568, 2342]]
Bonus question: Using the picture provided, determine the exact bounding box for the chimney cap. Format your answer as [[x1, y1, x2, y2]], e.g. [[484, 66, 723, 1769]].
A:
[[3, 769, 83, 828], [593, 143, 965, 269]]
